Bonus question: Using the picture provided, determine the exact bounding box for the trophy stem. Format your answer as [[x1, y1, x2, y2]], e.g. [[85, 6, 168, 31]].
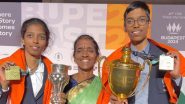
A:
[[53, 84, 60, 93], [119, 94, 125, 100]]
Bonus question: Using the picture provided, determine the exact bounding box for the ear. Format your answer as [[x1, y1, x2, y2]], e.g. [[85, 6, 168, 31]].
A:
[[96, 56, 100, 63], [73, 57, 77, 63], [148, 20, 151, 28], [21, 38, 24, 46], [124, 27, 127, 32], [124, 24, 127, 32]]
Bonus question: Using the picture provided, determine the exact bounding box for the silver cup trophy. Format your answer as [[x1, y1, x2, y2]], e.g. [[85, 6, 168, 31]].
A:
[[49, 64, 70, 104]]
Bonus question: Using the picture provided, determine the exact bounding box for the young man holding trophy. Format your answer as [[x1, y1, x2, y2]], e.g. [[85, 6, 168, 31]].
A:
[[97, 1, 185, 104]]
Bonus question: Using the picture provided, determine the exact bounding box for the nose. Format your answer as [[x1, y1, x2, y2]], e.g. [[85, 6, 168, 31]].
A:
[[133, 20, 139, 28], [33, 36, 39, 44], [82, 50, 88, 57]]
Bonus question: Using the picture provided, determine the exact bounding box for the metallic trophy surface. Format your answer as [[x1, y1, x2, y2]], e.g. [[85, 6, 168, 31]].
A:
[[49, 64, 70, 104], [98, 47, 152, 100]]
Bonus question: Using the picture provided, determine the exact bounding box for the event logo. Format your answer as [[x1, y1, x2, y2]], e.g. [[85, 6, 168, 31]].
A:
[[161, 22, 184, 44], [54, 52, 63, 61], [166, 23, 182, 34]]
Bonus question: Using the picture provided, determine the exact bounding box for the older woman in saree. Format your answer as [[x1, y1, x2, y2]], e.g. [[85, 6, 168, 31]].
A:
[[64, 34, 102, 104]]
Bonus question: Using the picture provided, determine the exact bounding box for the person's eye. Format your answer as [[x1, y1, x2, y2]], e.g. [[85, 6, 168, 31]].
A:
[[40, 35, 46, 40], [26, 33, 33, 38], [140, 18, 146, 22], [139, 17, 147, 23], [126, 19, 134, 24], [88, 49, 95, 53], [75, 49, 82, 53]]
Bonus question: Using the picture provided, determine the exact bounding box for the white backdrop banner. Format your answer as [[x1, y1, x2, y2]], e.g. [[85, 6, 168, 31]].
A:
[[0, 3, 185, 75]]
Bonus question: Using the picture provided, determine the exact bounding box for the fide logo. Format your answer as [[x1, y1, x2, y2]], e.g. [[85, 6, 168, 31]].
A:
[[54, 52, 63, 61], [166, 22, 182, 35]]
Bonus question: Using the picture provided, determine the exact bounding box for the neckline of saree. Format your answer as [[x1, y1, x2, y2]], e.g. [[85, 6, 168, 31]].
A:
[[67, 76, 98, 103]]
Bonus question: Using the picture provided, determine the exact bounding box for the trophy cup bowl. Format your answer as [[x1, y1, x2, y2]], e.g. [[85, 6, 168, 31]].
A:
[[49, 64, 70, 104], [109, 61, 141, 100], [98, 47, 152, 100]]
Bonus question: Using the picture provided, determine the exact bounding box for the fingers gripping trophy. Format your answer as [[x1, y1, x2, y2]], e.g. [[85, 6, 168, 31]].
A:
[[49, 64, 71, 104], [98, 47, 152, 100]]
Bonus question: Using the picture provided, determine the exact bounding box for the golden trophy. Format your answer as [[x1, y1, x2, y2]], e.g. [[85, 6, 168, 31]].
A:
[[98, 47, 152, 100], [49, 64, 71, 104]]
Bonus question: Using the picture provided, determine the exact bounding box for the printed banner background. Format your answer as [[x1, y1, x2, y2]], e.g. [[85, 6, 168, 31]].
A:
[[152, 5, 185, 51], [0, 3, 184, 75], [21, 3, 108, 74], [0, 3, 21, 46]]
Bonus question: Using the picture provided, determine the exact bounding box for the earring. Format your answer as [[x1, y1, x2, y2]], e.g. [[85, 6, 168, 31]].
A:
[[21, 42, 24, 48]]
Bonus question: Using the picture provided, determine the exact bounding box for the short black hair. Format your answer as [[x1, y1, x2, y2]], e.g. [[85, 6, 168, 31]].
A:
[[124, 1, 150, 26]]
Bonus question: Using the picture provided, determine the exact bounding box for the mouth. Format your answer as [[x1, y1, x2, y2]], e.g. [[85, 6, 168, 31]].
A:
[[131, 30, 142, 37], [81, 59, 89, 63], [31, 46, 40, 51], [132, 30, 141, 34]]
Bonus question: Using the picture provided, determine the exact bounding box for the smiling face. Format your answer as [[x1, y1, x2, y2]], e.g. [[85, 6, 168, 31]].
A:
[[22, 23, 47, 58], [125, 8, 150, 45], [74, 38, 98, 72]]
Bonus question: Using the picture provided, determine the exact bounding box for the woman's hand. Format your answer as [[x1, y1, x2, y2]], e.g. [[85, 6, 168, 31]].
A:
[[166, 51, 181, 79], [0, 62, 15, 90], [109, 94, 128, 104], [58, 92, 67, 104]]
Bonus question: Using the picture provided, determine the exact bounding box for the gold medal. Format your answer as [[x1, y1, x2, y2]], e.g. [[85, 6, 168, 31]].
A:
[[5, 66, 20, 80]]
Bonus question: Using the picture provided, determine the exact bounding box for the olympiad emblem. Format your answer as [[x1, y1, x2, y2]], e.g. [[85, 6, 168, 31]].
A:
[[54, 52, 63, 61], [166, 23, 182, 34]]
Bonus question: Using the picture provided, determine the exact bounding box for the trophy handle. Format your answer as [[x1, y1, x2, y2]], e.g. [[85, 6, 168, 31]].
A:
[[129, 59, 152, 97], [141, 59, 152, 90], [97, 56, 113, 94], [98, 56, 106, 79]]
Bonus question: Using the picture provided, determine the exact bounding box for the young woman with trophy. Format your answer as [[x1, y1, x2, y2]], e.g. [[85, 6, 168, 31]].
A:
[[97, 1, 185, 104], [0, 18, 57, 104]]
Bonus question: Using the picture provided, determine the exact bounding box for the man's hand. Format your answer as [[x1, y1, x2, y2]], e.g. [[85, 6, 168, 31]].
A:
[[109, 94, 128, 104], [166, 51, 181, 79]]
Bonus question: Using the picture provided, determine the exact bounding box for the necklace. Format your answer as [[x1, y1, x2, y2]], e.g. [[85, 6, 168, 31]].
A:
[[25, 59, 40, 75], [20, 60, 41, 76], [28, 62, 39, 75]]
